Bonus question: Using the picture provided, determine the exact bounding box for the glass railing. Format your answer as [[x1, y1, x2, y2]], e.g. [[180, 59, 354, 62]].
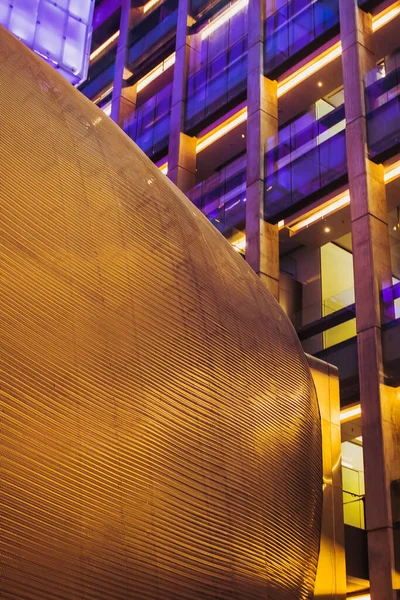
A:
[[264, 0, 340, 77], [366, 49, 400, 159], [80, 60, 115, 100], [264, 100, 346, 220], [128, 10, 178, 68], [343, 489, 365, 529], [186, 154, 246, 233], [185, 39, 247, 131], [123, 83, 172, 157]]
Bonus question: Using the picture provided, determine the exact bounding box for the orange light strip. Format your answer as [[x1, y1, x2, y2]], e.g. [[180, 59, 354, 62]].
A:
[[372, 1, 400, 31], [384, 159, 400, 184], [196, 108, 247, 153], [340, 404, 361, 423], [143, 0, 161, 13], [200, 0, 248, 39], [277, 42, 342, 97], [159, 162, 168, 174], [90, 31, 120, 62], [137, 54, 176, 93]]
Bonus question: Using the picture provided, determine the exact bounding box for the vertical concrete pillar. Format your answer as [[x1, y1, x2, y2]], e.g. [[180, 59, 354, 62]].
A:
[[339, 1, 398, 598], [307, 355, 346, 600], [245, 0, 279, 299], [111, 0, 138, 127], [167, 0, 196, 192]]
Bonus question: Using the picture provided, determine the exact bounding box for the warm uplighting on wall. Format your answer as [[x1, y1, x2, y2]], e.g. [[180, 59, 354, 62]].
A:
[[196, 108, 247, 153], [200, 0, 248, 39], [372, 1, 400, 31], [277, 43, 342, 97], [137, 54, 176, 92], [90, 31, 120, 62], [340, 404, 361, 423]]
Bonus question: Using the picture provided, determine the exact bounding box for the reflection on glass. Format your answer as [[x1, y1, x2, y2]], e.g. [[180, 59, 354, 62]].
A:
[[123, 84, 172, 156], [342, 440, 365, 529], [186, 154, 246, 233], [365, 49, 400, 159], [264, 0, 340, 76], [185, 3, 248, 130], [264, 97, 346, 220]]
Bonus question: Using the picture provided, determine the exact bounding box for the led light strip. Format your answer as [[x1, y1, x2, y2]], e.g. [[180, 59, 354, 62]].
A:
[[196, 108, 247, 153], [143, 0, 161, 13], [90, 31, 120, 62], [372, 1, 400, 31], [201, 0, 248, 39], [159, 162, 168, 174], [288, 191, 350, 233], [277, 42, 342, 97], [137, 54, 176, 92], [348, 595, 370, 600], [340, 404, 361, 422], [384, 159, 400, 183]]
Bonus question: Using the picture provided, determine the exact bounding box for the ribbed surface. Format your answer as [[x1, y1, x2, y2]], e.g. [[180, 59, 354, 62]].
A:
[[0, 28, 322, 600]]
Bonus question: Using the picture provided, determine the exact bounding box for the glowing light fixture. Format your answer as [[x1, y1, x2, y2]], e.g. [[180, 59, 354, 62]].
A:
[[278, 43, 342, 97], [137, 54, 176, 92], [384, 159, 400, 184], [196, 108, 247, 153], [348, 595, 370, 600], [90, 31, 120, 62], [340, 404, 361, 423], [159, 162, 168, 175], [200, 0, 248, 39], [143, 0, 162, 13], [372, 2, 400, 31]]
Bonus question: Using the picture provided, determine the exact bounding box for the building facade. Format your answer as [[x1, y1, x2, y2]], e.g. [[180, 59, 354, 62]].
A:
[[82, 0, 399, 597]]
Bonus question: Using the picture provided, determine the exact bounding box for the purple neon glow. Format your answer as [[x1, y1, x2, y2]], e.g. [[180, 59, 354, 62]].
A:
[[0, 0, 94, 85]]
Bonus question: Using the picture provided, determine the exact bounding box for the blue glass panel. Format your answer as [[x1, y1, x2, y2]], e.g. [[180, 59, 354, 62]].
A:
[[128, 11, 178, 67], [185, 41, 247, 131], [264, 103, 346, 220], [186, 156, 246, 233], [264, 0, 340, 76], [123, 84, 172, 157], [366, 51, 400, 159]]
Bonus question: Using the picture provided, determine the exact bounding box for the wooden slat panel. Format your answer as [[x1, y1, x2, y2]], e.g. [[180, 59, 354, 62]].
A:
[[0, 28, 322, 600]]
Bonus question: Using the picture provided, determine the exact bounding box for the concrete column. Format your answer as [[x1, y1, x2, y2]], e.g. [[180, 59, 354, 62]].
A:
[[339, 1, 398, 598], [308, 355, 346, 600], [111, 0, 138, 127], [167, 0, 197, 192], [245, 0, 279, 299]]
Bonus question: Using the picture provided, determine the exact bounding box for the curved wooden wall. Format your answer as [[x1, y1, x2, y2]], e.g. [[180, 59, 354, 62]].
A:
[[0, 28, 322, 600]]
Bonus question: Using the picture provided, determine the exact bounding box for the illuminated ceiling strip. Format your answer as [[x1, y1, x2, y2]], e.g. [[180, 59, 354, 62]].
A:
[[288, 191, 350, 233], [348, 595, 370, 600], [372, 2, 400, 31], [277, 42, 342, 97], [159, 162, 168, 174], [340, 404, 361, 423], [196, 108, 247, 153], [143, 0, 161, 13], [200, 0, 248, 39], [90, 31, 120, 62], [137, 53, 176, 92], [384, 159, 400, 183], [284, 160, 400, 233]]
